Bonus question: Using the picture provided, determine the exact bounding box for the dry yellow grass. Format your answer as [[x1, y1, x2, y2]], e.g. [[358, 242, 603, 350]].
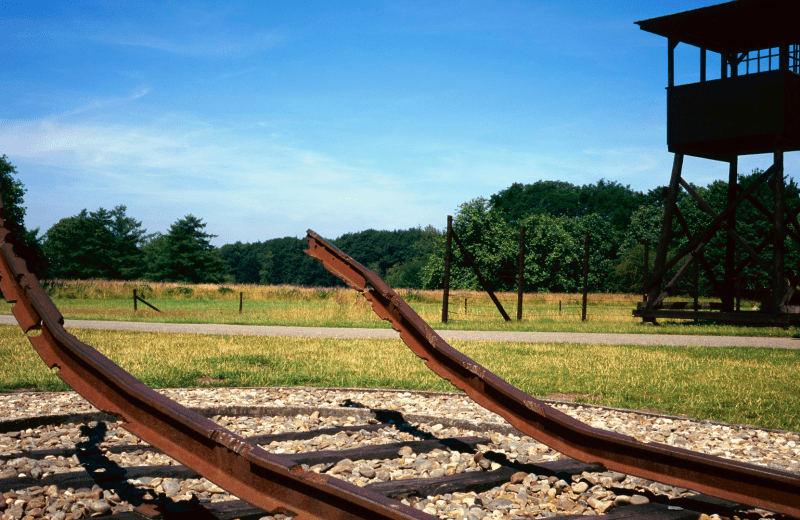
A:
[[7, 279, 781, 336]]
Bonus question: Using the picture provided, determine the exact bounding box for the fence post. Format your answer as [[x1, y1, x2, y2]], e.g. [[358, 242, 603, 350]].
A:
[[239, 292, 243, 314], [131, 290, 161, 312], [643, 238, 650, 302], [582, 231, 589, 322], [694, 258, 700, 320], [451, 230, 511, 321], [735, 250, 741, 312], [442, 215, 453, 323], [517, 226, 526, 321]]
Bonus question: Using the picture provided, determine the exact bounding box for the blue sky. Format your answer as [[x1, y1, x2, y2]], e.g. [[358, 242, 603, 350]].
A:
[[2, 0, 791, 246]]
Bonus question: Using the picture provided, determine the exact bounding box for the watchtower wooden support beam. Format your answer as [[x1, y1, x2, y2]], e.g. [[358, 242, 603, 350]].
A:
[[773, 150, 785, 315], [635, 0, 800, 325], [724, 157, 737, 311]]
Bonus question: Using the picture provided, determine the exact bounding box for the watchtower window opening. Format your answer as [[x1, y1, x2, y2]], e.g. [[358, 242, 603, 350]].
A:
[[794, 45, 800, 73], [741, 47, 779, 75], [734, 44, 800, 76]]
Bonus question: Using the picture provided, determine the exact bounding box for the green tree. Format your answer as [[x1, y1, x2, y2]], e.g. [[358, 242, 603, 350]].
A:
[[262, 237, 336, 286], [0, 155, 47, 276], [383, 226, 442, 289], [423, 196, 621, 293], [489, 181, 581, 223], [0, 155, 28, 232], [488, 179, 645, 232], [518, 213, 579, 292], [43, 206, 148, 279], [576, 179, 647, 232], [334, 227, 440, 285], [421, 198, 518, 291], [693, 169, 800, 299], [44, 210, 111, 279], [218, 227, 441, 288], [95, 206, 149, 279], [565, 213, 621, 292], [218, 242, 261, 284], [143, 215, 225, 283], [614, 204, 663, 293]]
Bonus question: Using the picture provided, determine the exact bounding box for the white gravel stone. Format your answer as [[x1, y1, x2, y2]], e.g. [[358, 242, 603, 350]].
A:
[[0, 387, 796, 519]]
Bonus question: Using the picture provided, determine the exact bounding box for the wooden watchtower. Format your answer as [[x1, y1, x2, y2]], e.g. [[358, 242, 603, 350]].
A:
[[634, 0, 800, 325]]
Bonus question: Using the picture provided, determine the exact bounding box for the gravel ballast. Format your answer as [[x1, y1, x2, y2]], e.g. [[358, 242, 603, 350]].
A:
[[0, 387, 797, 519]]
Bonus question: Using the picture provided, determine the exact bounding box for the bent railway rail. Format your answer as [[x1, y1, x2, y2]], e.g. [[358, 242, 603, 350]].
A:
[[0, 217, 433, 517], [2, 401, 768, 520], [303, 230, 800, 518], [0, 182, 797, 518]]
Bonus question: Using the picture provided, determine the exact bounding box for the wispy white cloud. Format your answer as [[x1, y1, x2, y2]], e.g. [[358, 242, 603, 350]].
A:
[[2, 111, 687, 243], [1, 104, 682, 245], [0, 113, 426, 243], [11, 11, 287, 59], [59, 87, 152, 117], [95, 29, 285, 57]]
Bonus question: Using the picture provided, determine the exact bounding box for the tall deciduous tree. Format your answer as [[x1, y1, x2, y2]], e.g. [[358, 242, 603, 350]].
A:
[[421, 197, 519, 291], [489, 181, 581, 223], [489, 179, 645, 232], [421, 198, 624, 293], [0, 155, 47, 276], [143, 215, 225, 283]]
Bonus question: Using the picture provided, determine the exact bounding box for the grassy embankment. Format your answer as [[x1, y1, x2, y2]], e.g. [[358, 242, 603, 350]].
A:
[[0, 280, 797, 431]]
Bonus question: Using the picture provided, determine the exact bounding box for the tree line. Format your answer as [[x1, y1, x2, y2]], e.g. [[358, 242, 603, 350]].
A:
[[217, 227, 439, 288], [43, 207, 225, 284], [420, 173, 800, 297], [3, 154, 795, 296], [0, 156, 440, 286], [1, 155, 223, 284]]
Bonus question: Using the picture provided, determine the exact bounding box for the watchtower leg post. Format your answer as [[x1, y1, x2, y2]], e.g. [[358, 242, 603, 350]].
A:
[[723, 156, 738, 311], [646, 153, 684, 315], [773, 150, 785, 316]]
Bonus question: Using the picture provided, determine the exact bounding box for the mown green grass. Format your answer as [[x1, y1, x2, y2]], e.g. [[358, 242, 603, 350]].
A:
[[2, 325, 798, 431]]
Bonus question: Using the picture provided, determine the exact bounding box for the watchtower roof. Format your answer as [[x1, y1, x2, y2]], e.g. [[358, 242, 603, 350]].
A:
[[636, 0, 800, 54]]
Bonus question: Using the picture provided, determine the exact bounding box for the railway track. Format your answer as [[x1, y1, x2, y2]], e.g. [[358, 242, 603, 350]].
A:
[[0, 391, 794, 520], [0, 189, 798, 519]]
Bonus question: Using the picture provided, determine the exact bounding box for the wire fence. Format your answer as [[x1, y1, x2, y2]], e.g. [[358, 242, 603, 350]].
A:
[[440, 291, 760, 322]]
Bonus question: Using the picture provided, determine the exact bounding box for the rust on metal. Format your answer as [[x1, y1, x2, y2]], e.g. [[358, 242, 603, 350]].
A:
[[0, 202, 436, 519], [305, 229, 800, 518]]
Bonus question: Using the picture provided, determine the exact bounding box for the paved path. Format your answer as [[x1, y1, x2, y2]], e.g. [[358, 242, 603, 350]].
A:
[[1, 314, 798, 349]]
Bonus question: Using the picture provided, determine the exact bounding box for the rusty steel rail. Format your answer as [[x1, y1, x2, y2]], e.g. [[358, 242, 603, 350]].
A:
[[305, 229, 800, 519], [0, 212, 438, 519]]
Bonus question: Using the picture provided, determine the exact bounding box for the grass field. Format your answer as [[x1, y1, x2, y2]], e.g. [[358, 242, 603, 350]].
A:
[[2, 279, 795, 337], [1, 279, 798, 432], [2, 325, 798, 431]]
